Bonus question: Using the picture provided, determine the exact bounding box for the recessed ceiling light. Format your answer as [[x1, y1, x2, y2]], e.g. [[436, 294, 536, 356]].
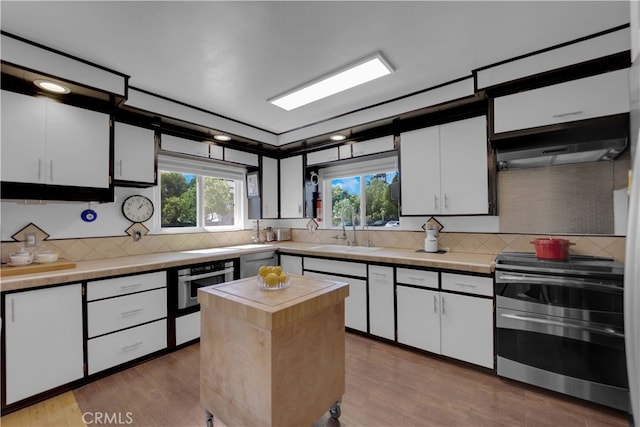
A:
[[330, 134, 347, 141], [34, 79, 70, 94], [213, 134, 231, 141], [268, 52, 394, 111]]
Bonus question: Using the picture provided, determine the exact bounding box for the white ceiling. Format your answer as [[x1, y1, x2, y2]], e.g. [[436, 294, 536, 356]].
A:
[[0, 1, 630, 145]]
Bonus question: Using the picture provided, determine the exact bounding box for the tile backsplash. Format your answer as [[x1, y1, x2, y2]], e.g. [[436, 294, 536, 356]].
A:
[[1, 229, 626, 264]]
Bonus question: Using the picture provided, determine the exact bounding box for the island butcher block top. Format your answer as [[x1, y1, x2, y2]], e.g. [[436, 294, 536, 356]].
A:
[[198, 274, 349, 427]]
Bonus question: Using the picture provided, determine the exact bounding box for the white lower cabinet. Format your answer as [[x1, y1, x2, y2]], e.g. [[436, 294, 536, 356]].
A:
[[397, 286, 440, 353], [304, 270, 368, 332], [86, 271, 168, 375], [396, 268, 494, 369], [303, 258, 368, 332], [368, 265, 394, 340], [4, 284, 84, 404], [176, 311, 201, 345], [88, 319, 167, 375], [280, 254, 303, 275], [440, 293, 494, 368]]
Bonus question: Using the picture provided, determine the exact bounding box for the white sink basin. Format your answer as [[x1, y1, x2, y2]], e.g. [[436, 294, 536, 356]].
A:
[[309, 244, 381, 253]]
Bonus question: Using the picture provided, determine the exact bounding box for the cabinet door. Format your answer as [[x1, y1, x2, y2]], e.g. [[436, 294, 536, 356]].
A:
[[46, 100, 110, 188], [440, 293, 494, 368], [1, 90, 47, 184], [400, 125, 440, 215], [493, 69, 630, 133], [396, 286, 440, 353], [4, 284, 84, 404], [262, 156, 279, 218], [114, 122, 156, 185], [279, 155, 303, 218], [303, 271, 367, 332], [280, 254, 302, 275], [368, 265, 394, 340], [176, 311, 200, 345], [439, 116, 488, 214]]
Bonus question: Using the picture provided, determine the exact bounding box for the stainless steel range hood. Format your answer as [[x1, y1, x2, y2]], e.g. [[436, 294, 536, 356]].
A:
[[496, 137, 628, 170], [493, 114, 630, 170]]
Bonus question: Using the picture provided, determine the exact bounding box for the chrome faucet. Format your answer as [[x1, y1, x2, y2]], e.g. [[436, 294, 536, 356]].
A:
[[339, 203, 357, 246]]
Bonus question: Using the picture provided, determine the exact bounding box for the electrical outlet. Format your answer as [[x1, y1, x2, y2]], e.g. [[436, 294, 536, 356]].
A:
[[24, 232, 38, 247]]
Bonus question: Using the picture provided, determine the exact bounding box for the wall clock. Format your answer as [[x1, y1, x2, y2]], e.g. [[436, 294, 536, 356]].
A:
[[122, 195, 154, 223]]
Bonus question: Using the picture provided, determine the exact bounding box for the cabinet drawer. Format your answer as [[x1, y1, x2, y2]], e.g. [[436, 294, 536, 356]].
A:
[[396, 268, 438, 289], [88, 319, 167, 375], [493, 69, 629, 134], [87, 271, 166, 301], [304, 257, 367, 277], [88, 288, 167, 338], [441, 273, 493, 297]]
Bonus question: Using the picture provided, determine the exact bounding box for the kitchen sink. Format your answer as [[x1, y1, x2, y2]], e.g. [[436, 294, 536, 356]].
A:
[[309, 244, 382, 253]]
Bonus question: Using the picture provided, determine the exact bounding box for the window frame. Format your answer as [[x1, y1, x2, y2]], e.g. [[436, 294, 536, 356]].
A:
[[153, 153, 246, 233], [319, 155, 398, 230]]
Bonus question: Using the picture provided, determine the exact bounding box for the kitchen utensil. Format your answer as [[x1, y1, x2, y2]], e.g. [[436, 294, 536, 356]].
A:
[[530, 237, 575, 260]]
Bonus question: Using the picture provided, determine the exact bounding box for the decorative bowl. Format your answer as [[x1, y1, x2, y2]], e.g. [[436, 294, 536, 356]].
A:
[[9, 251, 33, 266], [257, 273, 290, 291]]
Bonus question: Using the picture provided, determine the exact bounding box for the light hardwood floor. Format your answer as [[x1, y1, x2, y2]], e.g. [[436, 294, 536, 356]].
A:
[[2, 333, 630, 427]]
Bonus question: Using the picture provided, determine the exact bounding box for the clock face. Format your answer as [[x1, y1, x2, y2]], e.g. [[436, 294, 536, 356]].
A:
[[122, 195, 154, 223]]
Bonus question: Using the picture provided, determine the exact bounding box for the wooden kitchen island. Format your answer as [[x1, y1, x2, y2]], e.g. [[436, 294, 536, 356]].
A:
[[198, 274, 349, 427]]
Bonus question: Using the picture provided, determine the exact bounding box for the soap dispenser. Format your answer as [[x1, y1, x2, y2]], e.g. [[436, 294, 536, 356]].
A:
[[424, 224, 438, 253]]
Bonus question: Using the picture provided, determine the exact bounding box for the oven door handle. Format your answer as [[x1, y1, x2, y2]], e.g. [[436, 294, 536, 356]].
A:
[[178, 268, 235, 283], [497, 274, 622, 293], [500, 313, 624, 338]]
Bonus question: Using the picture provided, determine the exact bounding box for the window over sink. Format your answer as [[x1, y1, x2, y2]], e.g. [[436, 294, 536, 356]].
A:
[[320, 156, 399, 229]]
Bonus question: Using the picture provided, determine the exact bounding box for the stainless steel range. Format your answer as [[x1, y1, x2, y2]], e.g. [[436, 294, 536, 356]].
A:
[[495, 252, 628, 412]]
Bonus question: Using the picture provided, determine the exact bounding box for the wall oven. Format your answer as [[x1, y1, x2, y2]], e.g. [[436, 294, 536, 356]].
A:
[[495, 252, 628, 412], [177, 260, 236, 311]]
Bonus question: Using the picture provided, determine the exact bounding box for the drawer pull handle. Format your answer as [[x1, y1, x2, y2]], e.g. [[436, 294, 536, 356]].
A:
[[433, 295, 438, 314], [455, 282, 477, 288], [121, 341, 143, 352], [121, 308, 143, 317], [407, 276, 424, 282], [370, 272, 387, 278], [552, 110, 583, 118], [120, 283, 143, 291]]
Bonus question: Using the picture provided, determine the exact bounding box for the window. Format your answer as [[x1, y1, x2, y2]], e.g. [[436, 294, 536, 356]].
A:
[[157, 154, 244, 231], [321, 156, 399, 228]]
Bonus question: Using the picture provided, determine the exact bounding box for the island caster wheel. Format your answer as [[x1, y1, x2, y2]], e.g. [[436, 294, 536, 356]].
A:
[[205, 410, 214, 427], [329, 399, 341, 420]]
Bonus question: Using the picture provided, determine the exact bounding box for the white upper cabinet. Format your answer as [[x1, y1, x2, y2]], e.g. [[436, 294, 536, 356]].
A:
[[224, 148, 259, 166], [279, 155, 303, 218], [306, 147, 339, 166], [161, 134, 210, 158], [114, 122, 157, 185], [262, 156, 279, 219], [400, 116, 488, 215], [1, 90, 110, 189], [351, 136, 395, 157], [399, 125, 440, 215], [493, 69, 630, 134]]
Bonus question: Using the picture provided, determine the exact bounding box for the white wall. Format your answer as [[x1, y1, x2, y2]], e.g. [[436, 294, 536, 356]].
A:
[[1, 187, 154, 240]]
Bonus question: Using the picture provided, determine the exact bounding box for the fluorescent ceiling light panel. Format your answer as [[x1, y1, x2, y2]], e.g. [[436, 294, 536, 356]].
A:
[[269, 53, 393, 111]]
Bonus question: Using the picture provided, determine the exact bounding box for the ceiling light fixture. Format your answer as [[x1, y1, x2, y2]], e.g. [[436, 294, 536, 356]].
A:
[[268, 52, 394, 111], [213, 134, 231, 141], [34, 79, 70, 94], [330, 134, 347, 141]]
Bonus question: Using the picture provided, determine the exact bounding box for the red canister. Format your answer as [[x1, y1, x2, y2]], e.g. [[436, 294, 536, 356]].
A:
[[530, 237, 575, 260]]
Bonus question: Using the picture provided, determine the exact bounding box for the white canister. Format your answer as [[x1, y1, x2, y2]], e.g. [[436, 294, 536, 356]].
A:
[[424, 229, 438, 253]]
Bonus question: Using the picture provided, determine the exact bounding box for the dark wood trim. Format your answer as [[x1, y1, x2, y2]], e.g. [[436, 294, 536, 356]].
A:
[[1, 182, 114, 203]]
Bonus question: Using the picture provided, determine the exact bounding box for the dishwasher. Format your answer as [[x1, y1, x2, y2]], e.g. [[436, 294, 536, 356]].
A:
[[239, 251, 277, 278]]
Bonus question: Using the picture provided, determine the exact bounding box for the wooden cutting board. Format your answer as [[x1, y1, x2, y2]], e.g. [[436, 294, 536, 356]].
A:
[[0, 260, 77, 277]]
